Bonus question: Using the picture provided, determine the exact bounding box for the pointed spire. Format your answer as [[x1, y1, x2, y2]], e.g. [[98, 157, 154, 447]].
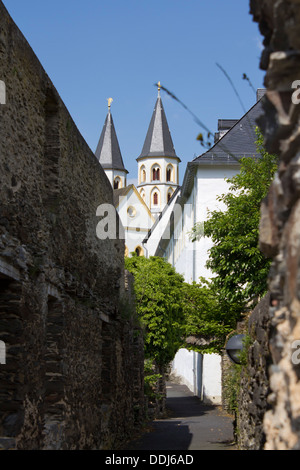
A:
[[138, 83, 178, 160], [95, 99, 128, 173]]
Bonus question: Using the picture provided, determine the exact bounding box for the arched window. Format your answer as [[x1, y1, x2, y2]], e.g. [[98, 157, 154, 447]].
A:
[[135, 247, 141, 256], [134, 246, 144, 256], [140, 165, 146, 183], [151, 164, 161, 181], [140, 189, 146, 200], [114, 176, 122, 190], [167, 187, 174, 202], [151, 187, 160, 208], [166, 164, 175, 183]]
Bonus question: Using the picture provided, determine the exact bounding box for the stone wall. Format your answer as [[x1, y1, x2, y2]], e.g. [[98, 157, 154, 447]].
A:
[[250, 0, 300, 450], [0, 1, 144, 450], [236, 294, 272, 450]]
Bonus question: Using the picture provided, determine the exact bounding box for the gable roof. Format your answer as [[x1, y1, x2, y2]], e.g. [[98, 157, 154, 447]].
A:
[[193, 97, 264, 166], [95, 109, 128, 173], [137, 93, 180, 161], [113, 184, 155, 222]]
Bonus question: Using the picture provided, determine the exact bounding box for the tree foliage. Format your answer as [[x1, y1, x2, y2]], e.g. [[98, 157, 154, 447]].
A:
[[182, 278, 236, 353], [126, 132, 277, 359], [190, 128, 278, 316], [125, 255, 186, 367]]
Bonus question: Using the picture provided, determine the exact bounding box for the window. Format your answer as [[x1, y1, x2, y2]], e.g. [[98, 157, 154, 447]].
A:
[[134, 246, 144, 256], [140, 166, 146, 183], [151, 187, 160, 208], [127, 206, 136, 218], [135, 247, 141, 256], [167, 187, 174, 202], [151, 165, 161, 181], [166, 164, 175, 183], [114, 177, 121, 189]]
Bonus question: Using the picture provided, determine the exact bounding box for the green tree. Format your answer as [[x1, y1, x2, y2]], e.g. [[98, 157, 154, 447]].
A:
[[124, 255, 185, 367], [182, 279, 235, 354], [190, 128, 278, 316]]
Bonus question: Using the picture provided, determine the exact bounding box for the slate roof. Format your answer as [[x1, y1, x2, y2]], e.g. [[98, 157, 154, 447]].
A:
[[95, 110, 128, 173], [137, 94, 180, 161], [193, 97, 264, 166]]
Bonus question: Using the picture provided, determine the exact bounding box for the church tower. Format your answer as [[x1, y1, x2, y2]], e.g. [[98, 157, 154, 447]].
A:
[[137, 83, 180, 218], [95, 98, 128, 189]]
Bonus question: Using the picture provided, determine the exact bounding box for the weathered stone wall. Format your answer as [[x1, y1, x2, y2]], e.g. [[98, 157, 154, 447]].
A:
[[0, 1, 144, 450], [250, 0, 300, 450], [236, 294, 272, 450]]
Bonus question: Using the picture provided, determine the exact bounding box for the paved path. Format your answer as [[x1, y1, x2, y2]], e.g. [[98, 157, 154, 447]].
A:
[[125, 382, 236, 451]]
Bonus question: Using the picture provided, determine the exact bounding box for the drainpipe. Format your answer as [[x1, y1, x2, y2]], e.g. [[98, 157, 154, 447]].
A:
[[192, 171, 197, 283], [142, 241, 148, 258]]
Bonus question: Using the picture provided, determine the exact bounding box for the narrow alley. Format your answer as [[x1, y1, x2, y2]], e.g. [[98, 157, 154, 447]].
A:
[[124, 382, 236, 451]]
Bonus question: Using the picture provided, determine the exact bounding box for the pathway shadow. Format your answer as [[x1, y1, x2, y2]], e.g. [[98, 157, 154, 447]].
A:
[[125, 419, 193, 451], [122, 382, 235, 451], [166, 395, 216, 419]]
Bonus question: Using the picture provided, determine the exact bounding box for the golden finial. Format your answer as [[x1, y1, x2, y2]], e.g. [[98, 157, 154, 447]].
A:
[[107, 97, 113, 109], [158, 81, 161, 92]]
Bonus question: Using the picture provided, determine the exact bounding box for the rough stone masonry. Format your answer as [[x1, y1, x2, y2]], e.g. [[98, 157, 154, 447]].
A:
[[250, 0, 300, 450], [0, 1, 144, 450]]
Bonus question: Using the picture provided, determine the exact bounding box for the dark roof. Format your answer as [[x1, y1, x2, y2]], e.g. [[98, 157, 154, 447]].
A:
[[193, 98, 264, 166], [95, 110, 128, 173], [218, 119, 239, 131], [137, 94, 180, 160]]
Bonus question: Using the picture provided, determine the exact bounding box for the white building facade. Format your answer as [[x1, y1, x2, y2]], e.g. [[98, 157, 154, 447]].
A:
[[96, 84, 266, 404], [146, 93, 265, 403], [114, 184, 155, 257]]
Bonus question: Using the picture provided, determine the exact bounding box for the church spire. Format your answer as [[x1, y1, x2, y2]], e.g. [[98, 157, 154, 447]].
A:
[[136, 84, 180, 218], [95, 99, 128, 189], [137, 83, 178, 160]]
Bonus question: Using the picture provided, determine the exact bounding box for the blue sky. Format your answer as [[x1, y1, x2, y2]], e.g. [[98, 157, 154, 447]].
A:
[[3, 0, 265, 185]]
